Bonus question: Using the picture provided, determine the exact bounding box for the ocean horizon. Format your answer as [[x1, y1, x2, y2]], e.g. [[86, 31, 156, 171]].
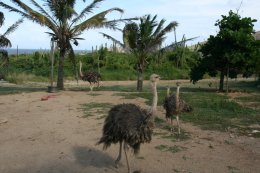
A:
[[6, 48, 90, 55]]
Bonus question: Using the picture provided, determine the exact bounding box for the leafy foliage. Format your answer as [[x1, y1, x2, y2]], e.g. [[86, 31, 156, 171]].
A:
[[101, 14, 178, 91], [0, 0, 134, 89], [190, 11, 258, 91], [0, 11, 23, 79]]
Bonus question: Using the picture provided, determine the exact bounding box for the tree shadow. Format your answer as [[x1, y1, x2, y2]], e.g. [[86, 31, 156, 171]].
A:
[[73, 146, 115, 168], [0, 85, 47, 95]]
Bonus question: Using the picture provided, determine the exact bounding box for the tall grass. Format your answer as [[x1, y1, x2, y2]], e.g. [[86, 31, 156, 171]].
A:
[[5, 72, 49, 84]]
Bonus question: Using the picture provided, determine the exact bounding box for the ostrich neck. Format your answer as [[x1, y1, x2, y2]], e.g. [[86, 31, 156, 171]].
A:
[[79, 62, 83, 78], [166, 87, 170, 97], [176, 86, 180, 111], [151, 82, 158, 117]]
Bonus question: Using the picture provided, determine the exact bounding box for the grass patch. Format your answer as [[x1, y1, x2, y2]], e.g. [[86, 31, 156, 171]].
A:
[[161, 131, 190, 142], [136, 156, 145, 160], [80, 102, 113, 118], [180, 92, 260, 132], [227, 165, 239, 172], [126, 88, 260, 136]]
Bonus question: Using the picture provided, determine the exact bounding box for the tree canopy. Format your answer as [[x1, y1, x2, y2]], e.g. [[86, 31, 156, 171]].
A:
[[190, 10, 257, 91], [101, 14, 178, 91]]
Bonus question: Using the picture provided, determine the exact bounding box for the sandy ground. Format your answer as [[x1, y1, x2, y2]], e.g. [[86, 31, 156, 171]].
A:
[[0, 80, 260, 173]]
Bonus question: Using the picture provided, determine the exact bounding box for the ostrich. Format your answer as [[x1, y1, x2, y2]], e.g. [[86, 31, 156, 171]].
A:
[[163, 82, 192, 134], [79, 61, 101, 91], [97, 74, 160, 173]]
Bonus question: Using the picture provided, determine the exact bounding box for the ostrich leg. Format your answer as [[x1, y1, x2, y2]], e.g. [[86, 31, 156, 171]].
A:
[[90, 83, 94, 92], [124, 142, 131, 173], [176, 115, 180, 134], [170, 118, 173, 133], [115, 141, 122, 168], [97, 80, 100, 88]]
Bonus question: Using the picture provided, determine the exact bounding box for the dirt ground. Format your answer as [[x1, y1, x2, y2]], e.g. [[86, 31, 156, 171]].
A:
[[0, 80, 259, 173]]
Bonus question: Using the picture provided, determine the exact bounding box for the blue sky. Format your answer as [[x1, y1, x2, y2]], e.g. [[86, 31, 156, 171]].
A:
[[1, 0, 260, 50]]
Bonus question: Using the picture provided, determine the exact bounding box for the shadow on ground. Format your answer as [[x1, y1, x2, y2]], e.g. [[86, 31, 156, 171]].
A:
[[0, 85, 47, 95], [73, 146, 116, 168], [2, 146, 117, 173]]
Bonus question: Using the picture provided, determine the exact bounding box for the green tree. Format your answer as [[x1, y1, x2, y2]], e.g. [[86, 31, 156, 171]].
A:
[[190, 11, 257, 91], [0, 0, 134, 89], [0, 11, 23, 79], [101, 15, 178, 91]]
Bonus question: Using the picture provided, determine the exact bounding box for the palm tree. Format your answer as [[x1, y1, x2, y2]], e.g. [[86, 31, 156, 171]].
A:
[[101, 15, 178, 91], [0, 11, 23, 79], [0, 0, 135, 89]]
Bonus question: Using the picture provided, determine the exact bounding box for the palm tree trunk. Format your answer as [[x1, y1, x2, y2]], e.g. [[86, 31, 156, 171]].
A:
[[57, 49, 66, 90], [137, 71, 144, 92], [137, 62, 144, 92]]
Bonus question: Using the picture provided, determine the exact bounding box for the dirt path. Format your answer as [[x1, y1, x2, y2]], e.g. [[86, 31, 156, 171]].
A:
[[0, 90, 259, 173]]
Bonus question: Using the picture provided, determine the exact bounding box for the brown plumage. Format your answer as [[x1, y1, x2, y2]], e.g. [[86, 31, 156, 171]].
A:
[[163, 82, 192, 134], [97, 74, 160, 173], [98, 103, 153, 154], [79, 61, 101, 91]]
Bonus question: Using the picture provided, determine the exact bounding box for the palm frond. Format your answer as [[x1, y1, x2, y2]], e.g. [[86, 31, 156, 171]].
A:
[[0, 12, 4, 27], [3, 18, 23, 36], [162, 36, 199, 51], [155, 21, 178, 41], [0, 1, 57, 33], [30, 0, 58, 26], [152, 19, 165, 37], [72, 0, 104, 25], [72, 7, 124, 34], [100, 32, 124, 48], [0, 35, 12, 47], [0, 2, 33, 19], [163, 21, 178, 33]]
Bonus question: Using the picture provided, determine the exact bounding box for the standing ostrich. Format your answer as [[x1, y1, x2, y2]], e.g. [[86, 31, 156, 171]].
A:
[[97, 74, 160, 173], [79, 61, 101, 91], [163, 82, 192, 134]]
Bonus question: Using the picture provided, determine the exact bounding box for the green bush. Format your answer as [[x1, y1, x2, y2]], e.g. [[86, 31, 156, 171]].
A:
[[6, 49, 197, 81]]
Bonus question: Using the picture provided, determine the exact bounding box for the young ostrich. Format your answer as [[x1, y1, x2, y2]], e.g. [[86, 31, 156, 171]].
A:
[[97, 74, 160, 173], [79, 61, 101, 91], [163, 82, 192, 134]]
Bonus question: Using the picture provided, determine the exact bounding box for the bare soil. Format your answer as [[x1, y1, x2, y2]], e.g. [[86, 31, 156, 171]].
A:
[[0, 81, 259, 173]]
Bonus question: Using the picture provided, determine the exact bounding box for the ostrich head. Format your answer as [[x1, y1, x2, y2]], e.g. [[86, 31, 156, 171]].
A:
[[150, 74, 160, 83]]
